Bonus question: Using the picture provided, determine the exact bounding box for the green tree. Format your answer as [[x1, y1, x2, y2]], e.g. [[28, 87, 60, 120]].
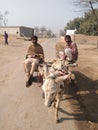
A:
[[74, 0, 98, 30], [65, 9, 98, 35]]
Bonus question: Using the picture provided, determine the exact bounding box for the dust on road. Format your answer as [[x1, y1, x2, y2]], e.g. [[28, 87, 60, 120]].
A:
[[0, 37, 97, 130]]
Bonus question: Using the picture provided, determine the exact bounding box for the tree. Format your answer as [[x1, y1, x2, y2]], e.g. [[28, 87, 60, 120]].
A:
[[0, 11, 9, 26], [40, 26, 46, 35], [64, 17, 83, 33], [89, 0, 98, 29], [74, 0, 98, 30], [59, 29, 65, 36], [34, 26, 39, 35], [3, 11, 9, 26], [64, 9, 98, 35], [0, 12, 3, 26], [47, 29, 52, 37]]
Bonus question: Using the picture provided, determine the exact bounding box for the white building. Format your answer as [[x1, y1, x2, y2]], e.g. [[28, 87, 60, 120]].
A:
[[0, 26, 34, 37], [66, 29, 77, 41]]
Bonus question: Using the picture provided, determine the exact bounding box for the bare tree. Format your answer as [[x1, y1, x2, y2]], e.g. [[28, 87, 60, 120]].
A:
[[74, 0, 98, 29], [74, 0, 98, 48], [89, 0, 98, 29], [0, 11, 9, 26], [74, 0, 98, 9], [47, 29, 53, 37], [40, 26, 47, 35], [0, 12, 3, 26], [34, 26, 39, 35], [3, 11, 9, 26]]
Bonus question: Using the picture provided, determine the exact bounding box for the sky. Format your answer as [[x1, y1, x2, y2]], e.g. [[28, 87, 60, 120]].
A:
[[0, 0, 82, 34]]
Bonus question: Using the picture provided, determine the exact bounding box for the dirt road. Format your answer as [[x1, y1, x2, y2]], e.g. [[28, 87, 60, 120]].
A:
[[0, 37, 97, 130]]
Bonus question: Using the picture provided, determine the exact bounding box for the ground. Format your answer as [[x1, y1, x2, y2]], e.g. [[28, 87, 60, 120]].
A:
[[0, 35, 98, 130], [56, 35, 98, 129]]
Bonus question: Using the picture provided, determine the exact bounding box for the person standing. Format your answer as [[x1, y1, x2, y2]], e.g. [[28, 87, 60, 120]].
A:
[[4, 31, 8, 45]]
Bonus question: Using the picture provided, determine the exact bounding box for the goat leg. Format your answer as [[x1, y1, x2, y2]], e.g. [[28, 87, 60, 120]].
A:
[[55, 93, 61, 123]]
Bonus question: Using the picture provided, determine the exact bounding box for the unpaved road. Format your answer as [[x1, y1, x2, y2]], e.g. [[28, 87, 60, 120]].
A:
[[0, 37, 97, 130]]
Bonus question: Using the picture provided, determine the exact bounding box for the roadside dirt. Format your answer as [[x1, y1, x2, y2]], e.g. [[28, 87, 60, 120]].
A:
[[0, 35, 98, 130], [56, 35, 98, 130]]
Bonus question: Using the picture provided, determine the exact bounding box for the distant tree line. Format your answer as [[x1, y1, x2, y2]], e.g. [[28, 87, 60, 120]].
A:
[[34, 26, 56, 38], [59, 29, 65, 36]]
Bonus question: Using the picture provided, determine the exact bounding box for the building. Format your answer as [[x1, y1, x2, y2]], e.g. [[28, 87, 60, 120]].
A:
[[66, 29, 77, 41], [0, 26, 34, 38]]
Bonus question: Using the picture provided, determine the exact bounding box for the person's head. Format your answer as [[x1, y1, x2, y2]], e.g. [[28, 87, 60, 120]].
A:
[[64, 35, 72, 45], [31, 35, 38, 44]]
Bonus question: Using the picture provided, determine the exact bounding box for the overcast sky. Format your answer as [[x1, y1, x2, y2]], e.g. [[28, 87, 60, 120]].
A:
[[0, 0, 82, 34]]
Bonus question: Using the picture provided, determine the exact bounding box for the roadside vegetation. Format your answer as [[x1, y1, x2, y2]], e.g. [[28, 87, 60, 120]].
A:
[[64, 9, 98, 35], [64, 0, 98, 36]]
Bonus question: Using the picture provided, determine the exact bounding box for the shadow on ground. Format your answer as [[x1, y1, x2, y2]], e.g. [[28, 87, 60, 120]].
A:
[[65, 71, 98, 123]]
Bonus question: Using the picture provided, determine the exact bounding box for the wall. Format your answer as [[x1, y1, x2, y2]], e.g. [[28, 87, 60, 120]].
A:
[[0, 26, 34, 37], [0, 26, 19, 36], [20, 26, 34, 37]]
